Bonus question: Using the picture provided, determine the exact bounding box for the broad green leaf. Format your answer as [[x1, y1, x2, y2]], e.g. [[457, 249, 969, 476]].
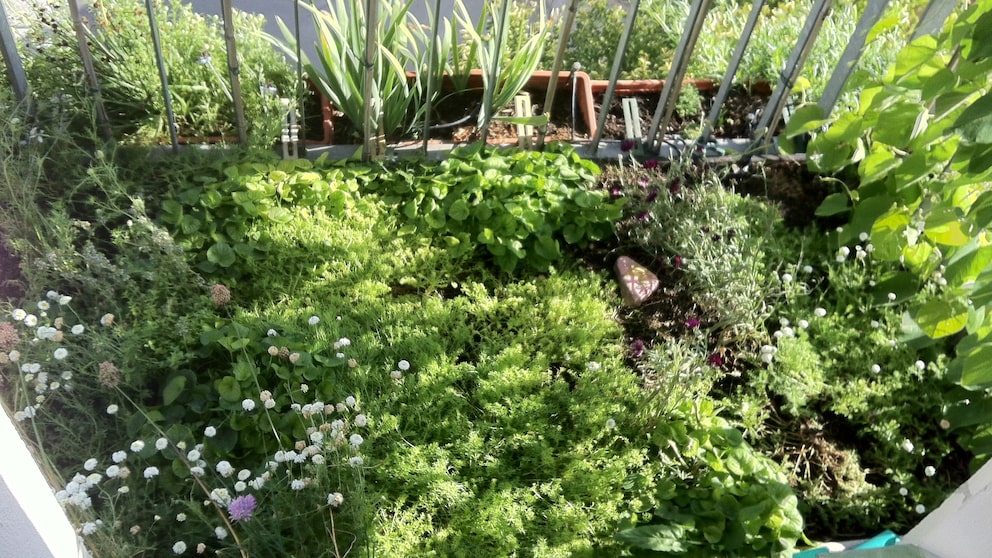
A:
[[206, 242, 237, 267], [902, 242, 939, 276], [784, 104, 826, 138], [924, 209, 972, 247], [874, 101, 927, 146], [162, 375, 187, 406], [961, 344, 992, 388], [265, 206, 294, 224], [215, 376, 242, 403], [448, 199, 470, 221], [870, 209, 911, 261], [955, 91, 992, 144], [814, 193, 851, 217], [915, 297, 969, 339], [616, 524, 687, 552], [946, 244, 992, 287], [858, 147, 899, 187]]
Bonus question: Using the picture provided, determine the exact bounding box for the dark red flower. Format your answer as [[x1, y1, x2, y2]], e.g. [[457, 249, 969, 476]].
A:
[[636, 211, 650, 221], [643, 159, 658, 169], [621, 139, 636, 152], [669, 178, 682, 196], [708, 353, 724, 367], [630, 338, 646, 358], [645, 189, 658, 203], [673, 255, 683, 269], [684, 317, 700, 329]]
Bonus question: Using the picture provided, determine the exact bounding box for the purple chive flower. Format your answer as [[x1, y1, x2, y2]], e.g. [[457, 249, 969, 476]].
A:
[[643, 159, 658, 170], [621, 139, 636, 152], [669, 178, 682, 196], [630, 339, 646, 358], [636, 211, 650, 221], [708, 353, 724, 367], [644, 188, 658, 203], [684, 317, 701, 329], [228, 494, 257, 522]]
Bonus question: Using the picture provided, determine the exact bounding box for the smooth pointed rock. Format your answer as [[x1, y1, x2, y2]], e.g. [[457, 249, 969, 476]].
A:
[[615, 256, 658, 307]]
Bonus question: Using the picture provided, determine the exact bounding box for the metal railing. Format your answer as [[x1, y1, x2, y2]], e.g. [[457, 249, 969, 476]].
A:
[[0, 0, 962, 161]]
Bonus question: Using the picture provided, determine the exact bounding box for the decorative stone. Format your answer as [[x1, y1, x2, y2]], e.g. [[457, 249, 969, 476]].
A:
[[615, 256, 659, 307]]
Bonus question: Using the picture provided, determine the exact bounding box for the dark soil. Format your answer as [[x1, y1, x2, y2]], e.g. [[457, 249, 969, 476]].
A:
[[0, 237, 23, 303], [321, 83, 773, 145]]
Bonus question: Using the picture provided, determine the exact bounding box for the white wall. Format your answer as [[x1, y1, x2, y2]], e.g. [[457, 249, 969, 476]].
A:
[[0, 408, 90, 558]]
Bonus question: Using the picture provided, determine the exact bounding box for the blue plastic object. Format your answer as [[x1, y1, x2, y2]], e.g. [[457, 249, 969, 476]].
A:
[[793, 531, 901, 556]]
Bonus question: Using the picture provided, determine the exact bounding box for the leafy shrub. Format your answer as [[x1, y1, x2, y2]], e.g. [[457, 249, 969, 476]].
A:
[[18, 0, 293, 145], [618, 399, 803, 557], [786, 0, 992, 461], [371, 143, 624, 273]]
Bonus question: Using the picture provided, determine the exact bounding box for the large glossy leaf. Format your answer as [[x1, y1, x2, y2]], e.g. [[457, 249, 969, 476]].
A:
[[915, 297, 969, 339], [955, 91, 992, 144]]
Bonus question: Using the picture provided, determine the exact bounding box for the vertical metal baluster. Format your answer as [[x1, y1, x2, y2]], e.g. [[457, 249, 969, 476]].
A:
[[145, 0, 179, 153], [588, 0, 643, 155]]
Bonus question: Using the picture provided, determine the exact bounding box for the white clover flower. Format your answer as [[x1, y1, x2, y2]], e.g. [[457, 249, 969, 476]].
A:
[[310, 431, 324, 444], [586, 361, 602, 371], [176, 513, 187, 522], [71, 324, 84, 335], [328, 492, 344, 506], [216, 462, 234, 477], [84, 458, 98, 471], [190, 466, 205, 477], [100, 314, 114, 326], [308, 315, 320, 326], [338, 337, 351, 347], [803, 265, 813, 273], [11, 308, 26, 321], [24, 314, 37, 327], [209, 488, 231, 505], [61, 371, 72, 380], [899, 487, 909, 496], [814, 308, 827, 318], [915, 360, 926, 370], [798, 319, 809, 329], [839, 246, 851, 257], [781, 273, 793, 283], [291, 479, 306, 490], [143, 466, 160, 479], [215, 527, 228, 540], [237, 469, 251, 481], [234, 481, 247, 492], [172, 541, 187, 554], [888, 292, 897, 301], [300, 384, 309, 394], [53, 348, 68, 360], [7, 350, 19, 362], [605, 418, 616, 430], [390, 370, 403, 380], [37, 301, 50, 311], [242, 399, 256, 412], [925, 466, 936, 477], [267, 328, 278, 337], [107, 404, 119, 415], [106, 465, 120, 478], [859, 232, 869, 242], [130, 440, 145, 453], [264, 398, 276, 409], [354, 414, 368, 428], [870, 320, 880, 328], [46, 291, 58, 300], [349, 434, 364, 447], [112, 451, 127, 463], [86, 473, 101, 486], [204, 426, 217, 438], [345, 396, 357, 408], [58, 295, 71, 306], [155, 438, 169, 451], [187, 449, 201, 461], [902, 439, 915, 453], [251, 477, 266, 490], [779, 318, 790, 327], [81, 522, 98, 536], [397, 360, 410, 371], [312, 454, 326, 465], [871, 364, 881, 374], [915, 504, 926, 514], [348, 456, 364, 467]]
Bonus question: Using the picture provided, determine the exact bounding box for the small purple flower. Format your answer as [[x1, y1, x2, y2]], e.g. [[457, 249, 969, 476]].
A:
[[708, 353, 724, 367], [610, 186, 623, 198], [621, 139, 636, 152], [669, 178, 682, 196], [228, 494, 257, 522], [643, 159, 658, 170], [644, 188, 658, 203], [673, 255, 683, 269], [636, 211, 650, 222], [638, 177, 649, 188], [684, 317, 700, 329], [630, 339, 645, 358]]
